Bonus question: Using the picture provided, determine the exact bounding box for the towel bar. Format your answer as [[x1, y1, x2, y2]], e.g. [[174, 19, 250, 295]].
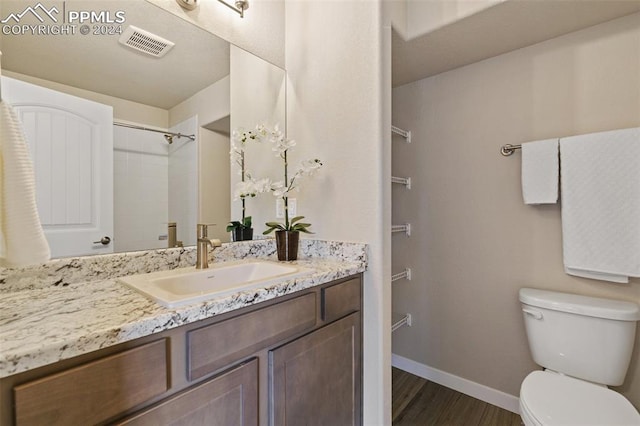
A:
[[392, 125, 412, 143], [391, 176, 411, 189], [392, 224, 411, 237], [391, 268, 412, 282], [392, 313, 412, 332], [501, 144, 522, 156]]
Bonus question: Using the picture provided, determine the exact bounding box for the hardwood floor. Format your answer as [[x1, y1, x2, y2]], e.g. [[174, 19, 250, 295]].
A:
[[392, 368, 522, 426]]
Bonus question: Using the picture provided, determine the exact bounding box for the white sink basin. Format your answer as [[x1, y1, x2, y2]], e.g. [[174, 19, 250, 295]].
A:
[[118, 260, 313, 308]]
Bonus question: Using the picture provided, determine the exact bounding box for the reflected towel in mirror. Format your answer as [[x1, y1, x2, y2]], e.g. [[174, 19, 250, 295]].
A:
[[0, 100, 50, 267]]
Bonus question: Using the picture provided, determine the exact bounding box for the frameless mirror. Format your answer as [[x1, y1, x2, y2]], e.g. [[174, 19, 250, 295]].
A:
[[0, 0, 285, 258]]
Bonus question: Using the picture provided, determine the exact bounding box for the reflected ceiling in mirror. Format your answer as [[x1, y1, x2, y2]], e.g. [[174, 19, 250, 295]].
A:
[[1, 0, 229, 109]]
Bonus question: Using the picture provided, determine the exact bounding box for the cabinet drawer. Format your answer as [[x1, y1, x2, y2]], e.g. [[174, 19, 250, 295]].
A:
[[14, 339, 168, 426], [188, 293, 317, 380], [118, 358, 258, 426], [322, 277, 361, 323]]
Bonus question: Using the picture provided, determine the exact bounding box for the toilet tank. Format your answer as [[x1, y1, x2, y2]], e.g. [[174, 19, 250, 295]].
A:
[[520, 288, 640, 386]]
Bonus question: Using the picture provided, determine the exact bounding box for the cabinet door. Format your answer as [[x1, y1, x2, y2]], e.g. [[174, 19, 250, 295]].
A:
[[119, 359, 258, 426], [270, 313, 361, 426]]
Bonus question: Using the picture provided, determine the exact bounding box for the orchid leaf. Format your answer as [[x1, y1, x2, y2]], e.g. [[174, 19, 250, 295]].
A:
[[243, 216, 252, 228], [227, 217, 253, 232], [290, 216, 305, 224], [263, 221, 286, 235], [226, 221, 242, 232]]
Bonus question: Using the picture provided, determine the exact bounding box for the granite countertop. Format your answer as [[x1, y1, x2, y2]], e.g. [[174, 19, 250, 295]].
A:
[[0, 240, 367, 379]]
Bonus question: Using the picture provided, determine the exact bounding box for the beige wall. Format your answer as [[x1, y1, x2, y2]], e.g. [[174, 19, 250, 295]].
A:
[[388, 0, 502, 40], [405, 0, 502, 38], [169, 76, 229, 128], [391, 11, 640, 408]]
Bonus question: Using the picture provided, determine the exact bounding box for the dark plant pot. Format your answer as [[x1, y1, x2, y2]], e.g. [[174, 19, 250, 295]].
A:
[[232, 227, 254, 242], [275, 230, 299, 261]]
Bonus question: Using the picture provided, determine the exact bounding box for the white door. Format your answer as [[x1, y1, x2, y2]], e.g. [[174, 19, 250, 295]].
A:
[[2, 76, 114, 258]]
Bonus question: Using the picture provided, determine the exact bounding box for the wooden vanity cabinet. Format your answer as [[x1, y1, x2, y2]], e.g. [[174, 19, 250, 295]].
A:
[[1, 274, 362, 426], [117, 359, 259, 426]]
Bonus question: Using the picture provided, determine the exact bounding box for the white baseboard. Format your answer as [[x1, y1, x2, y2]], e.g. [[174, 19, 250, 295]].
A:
[[392, 353, 521, 414]]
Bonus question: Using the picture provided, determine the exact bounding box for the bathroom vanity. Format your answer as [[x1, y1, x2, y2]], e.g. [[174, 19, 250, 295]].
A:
[[0, 240, 366, 425]]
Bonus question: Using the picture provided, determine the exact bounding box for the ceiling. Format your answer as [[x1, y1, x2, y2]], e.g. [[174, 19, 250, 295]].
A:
[[393, 0, 640, 87], [4, 1, 637, 101], [0, 0, 230, 109]]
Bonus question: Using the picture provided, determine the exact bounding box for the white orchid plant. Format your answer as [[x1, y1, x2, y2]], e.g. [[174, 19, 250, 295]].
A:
[[227, 126, 272, 233], [263, 125, 323, 235]]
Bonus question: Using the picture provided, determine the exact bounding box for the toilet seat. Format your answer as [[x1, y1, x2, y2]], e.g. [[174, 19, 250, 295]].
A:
[[520, 371, 640, 426]]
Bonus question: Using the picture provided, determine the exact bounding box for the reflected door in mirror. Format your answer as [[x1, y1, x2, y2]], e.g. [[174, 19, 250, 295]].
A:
[[2, 77, 114, 258]]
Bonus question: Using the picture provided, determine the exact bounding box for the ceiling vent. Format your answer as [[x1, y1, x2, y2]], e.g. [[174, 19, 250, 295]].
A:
[[118, 25, 175, 58]]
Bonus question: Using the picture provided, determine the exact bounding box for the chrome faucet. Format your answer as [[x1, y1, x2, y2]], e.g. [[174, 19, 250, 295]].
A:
[[196, 224, 222, 269]]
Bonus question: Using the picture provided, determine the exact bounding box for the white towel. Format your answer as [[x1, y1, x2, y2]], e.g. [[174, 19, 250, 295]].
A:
[[0, 100, 50, 267], [521, 139, 559, 204], [560, 127, 640, 283]]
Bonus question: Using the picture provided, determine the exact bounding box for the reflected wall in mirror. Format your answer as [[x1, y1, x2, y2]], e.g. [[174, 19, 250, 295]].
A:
[[0, 0, 285, 258]]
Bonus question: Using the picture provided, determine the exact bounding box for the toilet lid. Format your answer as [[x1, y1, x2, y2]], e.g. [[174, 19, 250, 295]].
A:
[[521, 371, 640, 426]]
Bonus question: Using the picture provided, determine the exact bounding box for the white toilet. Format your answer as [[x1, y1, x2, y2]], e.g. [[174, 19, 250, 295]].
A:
[[519, 288, 640, 426]]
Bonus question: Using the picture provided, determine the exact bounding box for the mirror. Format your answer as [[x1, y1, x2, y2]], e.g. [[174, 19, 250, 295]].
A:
[[0, 0, 285, 258]]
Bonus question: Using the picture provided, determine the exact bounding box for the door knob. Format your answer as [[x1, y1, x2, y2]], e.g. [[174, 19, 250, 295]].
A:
[[93, 236, 111, 245]]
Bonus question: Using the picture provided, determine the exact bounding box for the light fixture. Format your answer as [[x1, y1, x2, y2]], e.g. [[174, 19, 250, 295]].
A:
[[175, 0, 198, 11], [217, 0, 248, 18]]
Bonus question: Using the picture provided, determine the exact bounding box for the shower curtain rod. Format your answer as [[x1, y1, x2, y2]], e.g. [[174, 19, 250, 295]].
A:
[[113, 121, 196, 141]]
